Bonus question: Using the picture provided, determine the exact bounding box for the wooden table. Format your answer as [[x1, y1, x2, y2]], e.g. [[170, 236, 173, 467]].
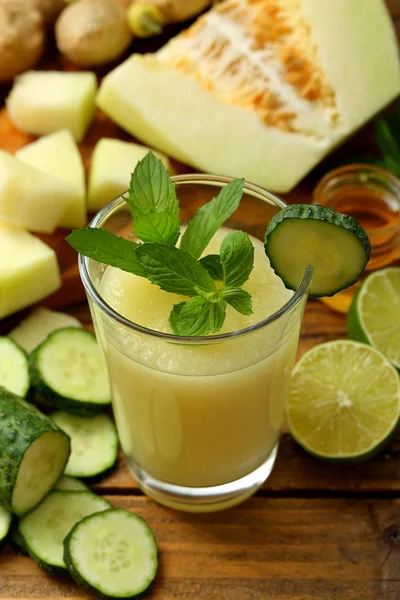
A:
[[1, 3, 400, 598]]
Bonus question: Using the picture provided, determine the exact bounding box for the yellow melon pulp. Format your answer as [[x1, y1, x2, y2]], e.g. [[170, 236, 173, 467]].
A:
[[97, 0, 400, 193]]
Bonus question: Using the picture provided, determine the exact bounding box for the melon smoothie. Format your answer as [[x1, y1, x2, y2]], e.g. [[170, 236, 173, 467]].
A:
[[76, 163, 313, 511]]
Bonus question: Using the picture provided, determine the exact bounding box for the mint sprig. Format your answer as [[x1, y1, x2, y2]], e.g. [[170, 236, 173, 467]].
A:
[[67, 152, 255, 337], [180, 178, 244, 259]]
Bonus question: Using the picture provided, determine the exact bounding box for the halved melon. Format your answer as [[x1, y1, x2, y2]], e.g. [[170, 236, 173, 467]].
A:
[[97, 0, 400, 192]]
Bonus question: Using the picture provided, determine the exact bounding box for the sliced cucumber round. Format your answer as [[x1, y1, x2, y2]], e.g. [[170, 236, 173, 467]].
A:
[[51, 412, 119, 479], [0, 507, 12, 548], [64, 509, 158, 599], [54, 475, 90, 492], [264, 204, 371, 297], [0, 387, 70, 516], [29, 328, 111, 416], [0, 337, 29, 397], [19, 490, 111, 575]]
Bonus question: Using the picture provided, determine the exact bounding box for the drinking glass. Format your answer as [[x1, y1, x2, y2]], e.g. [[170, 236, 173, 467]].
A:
[[79, 175, 312, 512]]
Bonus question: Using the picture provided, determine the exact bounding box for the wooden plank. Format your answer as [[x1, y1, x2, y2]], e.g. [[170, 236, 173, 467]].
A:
[[0, 496, 398, 599]]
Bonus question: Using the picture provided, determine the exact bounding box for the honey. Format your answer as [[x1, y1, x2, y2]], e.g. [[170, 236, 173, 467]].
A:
[[313, 164, 400, 313]]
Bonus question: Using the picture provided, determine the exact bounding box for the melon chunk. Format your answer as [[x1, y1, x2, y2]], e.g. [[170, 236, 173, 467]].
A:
[[16, 130, 87, 229], [10, 307, 82, 353], [88, 138, 171, 212], [0, 150, 75, 234], [6, 71, 97, 143], [0, 225, 61, 319], [97, 0, 400, 193]]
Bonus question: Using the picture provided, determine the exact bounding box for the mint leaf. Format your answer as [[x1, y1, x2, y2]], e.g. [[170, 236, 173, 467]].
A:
[[135, 212, 180, 246], [221, 288, 253, 315], [180, 178, 244, 259], [169, 297, 226, 336], [375, 118, 400, 163], [220, 231, 254, 288], [136, 243, 217, 297], [66, 229, 142, 276], [199, 254, 223, 280], [127, 152, 179, 219]]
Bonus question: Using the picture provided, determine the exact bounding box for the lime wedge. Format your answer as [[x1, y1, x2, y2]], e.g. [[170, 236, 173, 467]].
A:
[[286, 340, 400, 461], [347, 267, 400, 369]]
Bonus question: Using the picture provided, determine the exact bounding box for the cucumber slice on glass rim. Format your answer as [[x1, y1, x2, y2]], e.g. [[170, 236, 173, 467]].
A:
[[264, 204, 371, 297]]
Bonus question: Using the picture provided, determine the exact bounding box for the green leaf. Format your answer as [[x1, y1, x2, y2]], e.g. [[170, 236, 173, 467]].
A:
[[136, 243, 217, 297], [127, 152, 179, 219], [375, 118, 400, 163], [180, 178, 244, 259], [66, 229, 142, 276], [382, 155, 400, 178], [221, 288, 253, 315], [199, 254, 223, 280], [169, 297, 226, 336], [134, 212, 180, 246], [220, 231, 254, 288]]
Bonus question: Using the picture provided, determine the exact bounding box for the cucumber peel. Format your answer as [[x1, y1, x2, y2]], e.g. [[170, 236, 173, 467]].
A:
[[0, 387, 70, 516], [264, 204, 371, 297]]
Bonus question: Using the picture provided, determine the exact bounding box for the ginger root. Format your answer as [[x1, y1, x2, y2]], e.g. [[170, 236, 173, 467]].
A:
[[128, 0, 212, 37], [55, 0, 133, 67], [0, 0, 46, 83], [33, 0, 65, 24]]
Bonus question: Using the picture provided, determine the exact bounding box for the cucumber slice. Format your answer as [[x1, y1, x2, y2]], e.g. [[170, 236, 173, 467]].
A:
[[0, 337, 29, 397], [19, 490, 111, 575], [54, 475, 89, 492], [264, 204, 371, 297], [0, 387, 70, 516], [29, 328, 111, 416], [0, 507, 12, 548], [51, 412, 118, 479], [64, 509, 158, 598], [10, 307, 82, 353]]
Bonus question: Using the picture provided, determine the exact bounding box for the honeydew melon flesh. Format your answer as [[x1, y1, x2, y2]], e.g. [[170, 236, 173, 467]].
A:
[[16, 130, 87, 229], [88, 138, 172, 212], [0, 150, 75, 234], [0, 225, 61, 320], [6, 71, 97, 143], [10, 308, 82, 354], [97, 0, 400, 193]]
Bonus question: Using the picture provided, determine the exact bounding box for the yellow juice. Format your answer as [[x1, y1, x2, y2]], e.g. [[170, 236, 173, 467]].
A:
[[97, 229, 298, 489]]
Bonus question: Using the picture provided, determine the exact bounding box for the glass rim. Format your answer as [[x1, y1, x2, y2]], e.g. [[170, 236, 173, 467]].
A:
[[79, 173, 313, 344]]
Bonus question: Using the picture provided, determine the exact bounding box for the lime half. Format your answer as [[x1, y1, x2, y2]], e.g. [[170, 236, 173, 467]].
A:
[[287, 340, 400, 461], [347, 267, 400, 369]]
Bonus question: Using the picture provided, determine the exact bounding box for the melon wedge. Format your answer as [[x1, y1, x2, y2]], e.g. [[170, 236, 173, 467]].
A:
[[88, 138, 171, 212], [97, 0, 400, 193], [16, 130, 87, 229], [6, 71, 97, 143], [0, 225, 61, 319], [0, 150, 75, 234]]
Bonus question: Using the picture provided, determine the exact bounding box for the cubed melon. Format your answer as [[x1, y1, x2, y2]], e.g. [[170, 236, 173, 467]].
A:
[[16, 130, 87, 229], [10, 307, 82, 353], [0, 225, 61, 319], [88, 138, 172, 212], [0, 150, 76, 234], [97, 0, 400, 193], [6, 71, 97, 143]]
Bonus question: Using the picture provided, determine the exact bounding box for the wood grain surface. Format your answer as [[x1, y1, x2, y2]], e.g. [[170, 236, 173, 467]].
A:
[[1, 2, 400, 599]]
